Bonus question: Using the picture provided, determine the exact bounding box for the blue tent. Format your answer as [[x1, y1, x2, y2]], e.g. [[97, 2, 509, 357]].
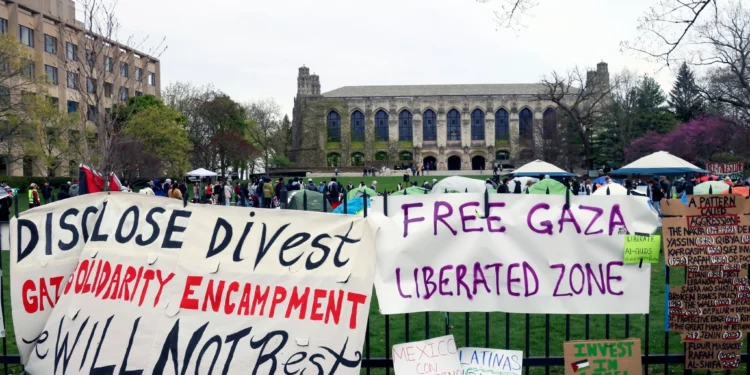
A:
[[333, 197, 370, 215], [592, 176, 619, 185]]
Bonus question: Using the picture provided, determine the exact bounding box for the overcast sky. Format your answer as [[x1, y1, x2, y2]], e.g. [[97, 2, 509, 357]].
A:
[[109, 0, 676, 117]]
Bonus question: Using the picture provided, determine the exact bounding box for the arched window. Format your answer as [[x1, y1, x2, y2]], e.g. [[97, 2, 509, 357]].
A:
[[423, 110, 437, 141], [496, 151, 509, 161], [351, 111, 365, 142], [519, 108, 533, 140], [351, 152, 364, 166], [495, 109, 509, 141], [375, 110, 389, 142], [327, 111, 341, 142], [399, 110, 412, 141], [543, 108, 557, 140], [326, 153, 341, 167], [399, 151, 413, 161], [375, 151, 389, 161], [447, 109, 460, 141], [471, 109, 485, 140]]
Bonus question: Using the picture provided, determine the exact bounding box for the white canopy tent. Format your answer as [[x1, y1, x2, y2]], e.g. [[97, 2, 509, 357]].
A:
[[511, 160, 575, 177], [609, 151, 709, 175], [187, 168, 218, 177], [431, 176, 487, 194], [592, 183, 628, 196]]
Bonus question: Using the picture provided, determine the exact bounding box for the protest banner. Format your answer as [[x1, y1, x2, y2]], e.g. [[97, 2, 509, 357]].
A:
[[623, 234, 661, 264], [705, 161, 744, 179], [458, 347, 522, 375], [662, 195, 750, 370], [372, 194, 660, 314], [392, 335, 462, 375], [12, 194, 377, 374], [563, 338, 641, 375]]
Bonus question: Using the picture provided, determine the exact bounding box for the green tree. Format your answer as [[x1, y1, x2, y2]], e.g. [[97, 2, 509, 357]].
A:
[[245, 99, 282, 171], [17, 96, 80, 177], [197, 95, 248, 176], [120, 105, 192, 177], [634, 75, 678, 134], [669, 63, 704, 122]]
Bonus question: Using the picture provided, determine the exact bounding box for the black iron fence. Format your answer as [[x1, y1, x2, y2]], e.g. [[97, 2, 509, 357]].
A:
[[0, 189, 745, 374]]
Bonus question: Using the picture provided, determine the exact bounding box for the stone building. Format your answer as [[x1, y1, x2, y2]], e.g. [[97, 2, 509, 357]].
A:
[[291, 63, 609, 171]]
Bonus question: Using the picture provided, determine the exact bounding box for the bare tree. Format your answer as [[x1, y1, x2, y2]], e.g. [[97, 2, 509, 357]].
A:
[[162, 82, 219, 169], [245, 99, 282, 171], [536, 67, 616, 169], [60, 0, 164, 175]]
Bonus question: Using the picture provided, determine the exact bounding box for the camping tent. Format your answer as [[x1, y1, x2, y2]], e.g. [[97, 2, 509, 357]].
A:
[[430, 176, 487, 194], [394, 186, 429, 195], [187, 168, 218, 177], [511, 160, 575, 177], [333, 197, 370, 215], [287, 190, 333, 212], [347, 186, 379, 201], [694, 181, 730, 195], [609, 151, 709, 175], [527, 179, 569, 195], [592, 184, 628, 196], [723, 187, 750, 197]]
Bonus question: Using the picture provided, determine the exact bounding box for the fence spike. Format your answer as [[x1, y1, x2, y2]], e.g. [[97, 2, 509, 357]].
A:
[[709, 185, 713, 195], [303, 190, 307, 211], [484, 189, 490, 219], [606, 186, 610, 196], [564, 186, 570, 210], [729, 185, 733, 195], [343, 193, 348, 214], [465, 188, 468, 193], [363, 192, 368, 217], [546, 187, 550, 195], [383, 189, 388, 216]]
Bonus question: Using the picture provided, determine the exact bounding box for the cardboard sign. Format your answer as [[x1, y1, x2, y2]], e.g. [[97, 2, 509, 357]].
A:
[[11, 194, 377, 374], [563, 339, 641, 375], [459, 347, 522, 375], [623, 234, 660, 264], [372, 194, 660, 314], [392, 335, 462, 375], [662, 195, 750, 370]]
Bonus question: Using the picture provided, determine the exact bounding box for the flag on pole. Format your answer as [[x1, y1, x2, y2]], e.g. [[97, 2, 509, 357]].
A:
[[78, 164, 104, 194], [109, 172, 123, 192]]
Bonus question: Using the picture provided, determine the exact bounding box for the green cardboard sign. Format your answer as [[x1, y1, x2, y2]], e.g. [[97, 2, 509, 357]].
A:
[[624, 234, 661, 264]]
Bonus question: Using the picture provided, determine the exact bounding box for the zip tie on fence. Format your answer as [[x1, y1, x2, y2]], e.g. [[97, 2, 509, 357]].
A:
[[634, 232, 650, 269], [165, 300, 180, 317], [147, 253, 159, 265]]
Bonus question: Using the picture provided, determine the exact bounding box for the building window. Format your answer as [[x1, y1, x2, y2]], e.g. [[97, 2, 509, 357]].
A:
[[19, 26, 33, 47], [67, 100, 78, 113], [135, 90, 143, 97], [44, 34, 57, 54], [351, 152, 364, 167], [326, 111, 341, 142], [67, 72, 79, 89], [119, 87, 128, 101], [471, 109, 485, 140], [135, 68, 143, 81], [87, 105, 98, 121], [399, 151, 413, 161], [326, 153, 341, 167], [375, 151, 388, 161], [104, 82, 113, 98], [447, 109, 461, 141], [374, 110, 389, 142], [148, 72, 155, 86], [543, 108, 557, 140], [495, 109, 509, 141], [66, 42, 77, 61], [104, 57, 113, 72], [496, 151, 509, 161], [423, 110, 436, 141], [49, 97, 59, 106], [45, 65, 58, 85], [398, 110, 412, 141], [86, 49, 94, 67], [519, 108, 533, 140], [120, 62, 129, 77], [21, 61, 34, 78], [87, 78, 97, 94], [351, 110, 365, 142], [0, 19, 7, 36]]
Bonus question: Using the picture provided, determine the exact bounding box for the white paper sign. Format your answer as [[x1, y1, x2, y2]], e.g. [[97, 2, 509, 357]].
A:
[[12, 194, 377, 374], [372, 194, 660, 314], [392, 335, 462, 375], [459, 347, 523, 375]]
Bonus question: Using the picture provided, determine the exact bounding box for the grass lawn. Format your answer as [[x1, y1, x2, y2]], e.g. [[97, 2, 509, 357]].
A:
[[0, 183, 719, 374], [300, 174, 491, 194]]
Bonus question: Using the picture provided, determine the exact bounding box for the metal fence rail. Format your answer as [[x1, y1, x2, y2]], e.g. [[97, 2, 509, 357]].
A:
[[0, 189, 745, 374]]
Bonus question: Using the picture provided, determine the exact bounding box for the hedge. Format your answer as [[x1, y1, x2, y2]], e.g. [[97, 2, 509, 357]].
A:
[[2, 176, 72, 193]]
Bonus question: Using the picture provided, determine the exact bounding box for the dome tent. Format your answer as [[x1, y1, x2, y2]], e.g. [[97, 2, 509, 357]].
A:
[[512, 160, 575, 177]]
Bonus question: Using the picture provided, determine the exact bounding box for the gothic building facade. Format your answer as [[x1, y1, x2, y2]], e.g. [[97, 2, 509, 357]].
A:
[[290, 63, 609, 171]]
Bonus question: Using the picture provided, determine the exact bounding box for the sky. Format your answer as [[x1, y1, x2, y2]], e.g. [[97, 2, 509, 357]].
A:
[[106, 0, 677, 117]]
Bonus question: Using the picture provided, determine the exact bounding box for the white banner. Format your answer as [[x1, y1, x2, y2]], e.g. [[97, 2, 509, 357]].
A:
[[12, 194, 376, 374], [371, 194, 660, 314]]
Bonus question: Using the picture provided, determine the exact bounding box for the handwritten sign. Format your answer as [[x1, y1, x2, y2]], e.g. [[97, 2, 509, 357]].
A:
[[11, 193, 377, 374], [706, 161, 744, 179], [563, 339, 641, 375], [392, 335, 462, 375], [662, 195, 750, 370], [459, 347, 522, 375], [371, 194, 660, 314], [623, 234, 660, 264]]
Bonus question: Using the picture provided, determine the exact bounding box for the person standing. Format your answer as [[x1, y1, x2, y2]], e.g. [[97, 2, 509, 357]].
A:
[[306, 178, 317, 191], [224, 182, 232, 206], [650, 179, 664, 214], [41, 180, 52, 204], [28, 183, 41, 208], [335, 167, 339, 177], [262, 178, 275, 208], [193, 183, 200, 202], [0, 188, 11, 222], [497, 178, 510, 193]]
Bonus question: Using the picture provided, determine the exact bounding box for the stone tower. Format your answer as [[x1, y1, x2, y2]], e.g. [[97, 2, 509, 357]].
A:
[[297, 66, 320, 97], [585, 62, 610, 93], [291, 66, 322, 164]]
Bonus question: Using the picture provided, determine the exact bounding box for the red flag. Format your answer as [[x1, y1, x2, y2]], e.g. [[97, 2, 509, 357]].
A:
[[79, 164, 104, 194], [109, 172, 123, 192]]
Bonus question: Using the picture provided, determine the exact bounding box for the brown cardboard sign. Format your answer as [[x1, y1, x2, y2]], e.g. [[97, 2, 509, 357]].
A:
[[685, 340, 742, 370], [563, 339, 641, 375]]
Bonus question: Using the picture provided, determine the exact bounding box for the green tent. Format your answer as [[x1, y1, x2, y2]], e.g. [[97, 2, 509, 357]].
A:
[[394, 186, 429, 195], [347, 186, 378, 201], [527, 179, 569, 195], [287, 190, 333, 212]]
